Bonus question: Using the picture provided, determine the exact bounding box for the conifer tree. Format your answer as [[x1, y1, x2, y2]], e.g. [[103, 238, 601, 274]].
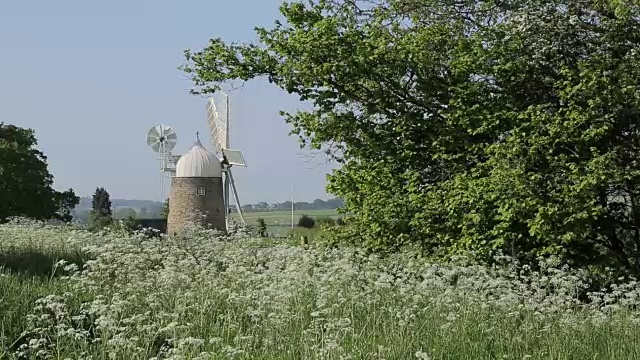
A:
[[89, 187, 113, 229]]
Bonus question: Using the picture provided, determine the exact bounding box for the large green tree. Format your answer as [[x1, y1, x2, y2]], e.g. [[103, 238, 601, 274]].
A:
[[0, 122, 79, 222], [182, 0, 640, 272]]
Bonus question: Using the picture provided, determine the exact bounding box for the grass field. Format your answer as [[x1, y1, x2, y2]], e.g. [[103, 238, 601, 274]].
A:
[[233, 209, 340, 226], [3, 221, 640, 359], [232, 209, 341, 237]]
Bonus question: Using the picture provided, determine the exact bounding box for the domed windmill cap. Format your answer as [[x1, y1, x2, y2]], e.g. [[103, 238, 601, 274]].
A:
[[174, 132, 222, 178]]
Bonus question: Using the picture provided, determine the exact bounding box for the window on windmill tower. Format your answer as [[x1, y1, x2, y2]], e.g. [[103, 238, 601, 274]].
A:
[[196, 187, 206, 196]]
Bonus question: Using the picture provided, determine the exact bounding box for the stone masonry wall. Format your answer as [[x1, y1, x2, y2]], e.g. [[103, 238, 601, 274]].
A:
[[167, 177, 226, 236]]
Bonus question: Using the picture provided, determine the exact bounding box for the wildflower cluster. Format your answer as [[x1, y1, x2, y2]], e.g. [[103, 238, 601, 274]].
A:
[[1, 222, 640, 359]]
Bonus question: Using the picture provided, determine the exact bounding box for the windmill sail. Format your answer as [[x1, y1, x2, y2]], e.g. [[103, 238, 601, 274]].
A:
[[206, 97, 228, 155], [204, 94, 246, 228]]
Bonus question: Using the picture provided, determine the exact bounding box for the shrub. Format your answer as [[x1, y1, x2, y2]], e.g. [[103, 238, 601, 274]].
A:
[[257, 218, 267, 237], [297, 214, 315, 229], [87, 210, 112, 232], [315, 216, 336, 227]]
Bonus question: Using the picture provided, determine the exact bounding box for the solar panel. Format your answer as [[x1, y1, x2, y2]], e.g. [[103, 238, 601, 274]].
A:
[[222, 149, 246, 167]]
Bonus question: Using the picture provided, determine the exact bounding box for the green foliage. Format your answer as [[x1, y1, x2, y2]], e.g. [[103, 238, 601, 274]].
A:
[[161, 198, 169, 219], [257, 217, 267, 237], [114, 208, 137, 219], [0, 122, 79, 222], [297, 214, 315, 229], [182, 1, 640, 273], [315, 216, 336, 227], [115, 209, 137, 233], [89, 187, 113, 230], [54, 189, 80, 222], [91, 187, 112, 217], [87, 211, 110, 231], [287, 226, 325, 243]]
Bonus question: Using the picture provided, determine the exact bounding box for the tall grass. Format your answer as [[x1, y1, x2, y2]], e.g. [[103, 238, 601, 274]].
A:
[[1, 221, 640, 359]]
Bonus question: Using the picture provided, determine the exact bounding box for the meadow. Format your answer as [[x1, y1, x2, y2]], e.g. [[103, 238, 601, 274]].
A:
[[237, 209, 340, 225], [232, 209, 341, 237], [2, 220, 640, 359]]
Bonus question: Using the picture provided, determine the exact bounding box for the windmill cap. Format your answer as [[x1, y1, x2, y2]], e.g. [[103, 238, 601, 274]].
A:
[[175, 136, 222, 178]]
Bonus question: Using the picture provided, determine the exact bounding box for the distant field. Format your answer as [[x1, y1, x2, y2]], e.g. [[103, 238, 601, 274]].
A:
[[232, 209, 340, 226], [230, 209, 341, 237]]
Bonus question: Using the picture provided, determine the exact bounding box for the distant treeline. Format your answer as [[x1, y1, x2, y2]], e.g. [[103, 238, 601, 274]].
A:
[[238, 197, 343, 213], [71, 197, 343, 221], [73, 197, 165, 222]]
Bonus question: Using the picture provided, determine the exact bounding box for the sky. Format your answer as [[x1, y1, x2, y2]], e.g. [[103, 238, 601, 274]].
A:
[[0, 0, 337, 204]]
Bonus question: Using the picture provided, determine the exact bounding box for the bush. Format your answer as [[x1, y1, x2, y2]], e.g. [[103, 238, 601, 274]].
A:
[[315, 216, 336, 227], [87, 210, 113, 232], [257, 218, 267, 237], [297, 215, 315, 229]]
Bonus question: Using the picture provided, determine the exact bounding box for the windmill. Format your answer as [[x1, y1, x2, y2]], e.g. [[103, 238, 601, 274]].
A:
[[146, 124, 180, 200], [206, 92, 247, 228]]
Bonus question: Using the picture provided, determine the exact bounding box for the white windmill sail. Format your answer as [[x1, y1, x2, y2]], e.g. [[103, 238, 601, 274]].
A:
[[206, 97, 228, 156], [205, 93, 246, 228]]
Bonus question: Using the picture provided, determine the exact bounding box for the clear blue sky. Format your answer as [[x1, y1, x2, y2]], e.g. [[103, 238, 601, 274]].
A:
[[0, 0, 336, 204]]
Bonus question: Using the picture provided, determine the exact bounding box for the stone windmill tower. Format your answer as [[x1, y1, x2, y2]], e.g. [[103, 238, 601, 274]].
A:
[[166, 133, 226, 235]]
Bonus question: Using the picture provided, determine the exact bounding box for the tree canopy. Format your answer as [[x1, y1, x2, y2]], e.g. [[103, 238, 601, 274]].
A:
[[89, 187, 113, 230], [91, 187, 113, 218], [0, 122, 79, 222], [182, 0, 640, 273]]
